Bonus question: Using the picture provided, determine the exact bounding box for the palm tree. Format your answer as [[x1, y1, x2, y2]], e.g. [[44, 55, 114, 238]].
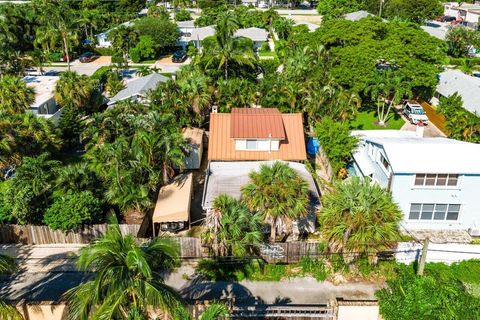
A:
[[241, 162, 309, 242], [109, 25, 138, 68], [198, 303, 230, 320], [65, 222, 186, 320], [0, 113, 62, 167], [365, 70, 412, 126], [0, 254, 22, 320], [0, 75, 35, 115], [319, 177, 402, 265], [202, 12, 256, 80], [177, 68, 212, 119], [203, 194, 263, 257], [54, 71, 102, 112]]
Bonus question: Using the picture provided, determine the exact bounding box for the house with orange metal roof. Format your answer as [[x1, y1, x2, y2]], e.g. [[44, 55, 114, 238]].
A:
[[202, 108, 319, 236], [208, 108, 307, 161]]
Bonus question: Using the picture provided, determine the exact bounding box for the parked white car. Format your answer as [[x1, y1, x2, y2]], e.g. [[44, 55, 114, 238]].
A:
[[402, 101, 429, 125]]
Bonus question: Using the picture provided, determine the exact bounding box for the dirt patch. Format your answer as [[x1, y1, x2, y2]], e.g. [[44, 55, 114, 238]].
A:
[[156, 55, 174, 64], [92, 56, 111, 64]]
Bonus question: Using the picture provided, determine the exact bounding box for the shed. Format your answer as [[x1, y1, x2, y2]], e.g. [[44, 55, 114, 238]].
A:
[[152, 173, 193, 235], [182, 128, 204, 169]]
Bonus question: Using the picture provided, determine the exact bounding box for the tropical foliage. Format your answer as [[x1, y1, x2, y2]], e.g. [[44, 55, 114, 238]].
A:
[[319, 177, 402, 264], [315, 117, 359, 174], [0, 254, 22, 320], [437, 93, 480, 142], [202, 194, 263, 257], [0, 75, 35, 114], [65, 222, 186, 320], [241, 162, 309, 242]]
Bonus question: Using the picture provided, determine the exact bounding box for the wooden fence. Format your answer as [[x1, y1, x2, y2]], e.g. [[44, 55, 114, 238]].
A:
[[420, 100, 447, 134], [0, 224, 141, 244]]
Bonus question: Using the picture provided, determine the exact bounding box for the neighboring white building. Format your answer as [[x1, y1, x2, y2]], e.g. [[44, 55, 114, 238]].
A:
[[343, 10, 373, 21], [444, 2, 480, 29], [350, 130, 480, 234], [234, 27, 269, 51], [107, 73, 169, 106], [23, 75, 62, 124], [432, 69, 480, 115], [188, 26, 269, 51], [96, 21, 134, 48]]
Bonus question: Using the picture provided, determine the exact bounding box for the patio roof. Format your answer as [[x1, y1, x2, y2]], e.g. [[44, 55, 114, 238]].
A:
[[152, 173, 193, 224]]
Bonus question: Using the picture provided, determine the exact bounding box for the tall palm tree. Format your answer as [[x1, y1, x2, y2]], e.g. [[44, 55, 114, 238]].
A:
[[319, 177, 402, 265], [202, 12, 255, 80], [203, 194, 263, 257], [0, 254, 22, 320], [177, 68, 212, 119], [241, 162, 309, 242], [65, 222, 186, 320], [54, 71, 103, 112], [0, 75, 35, 115], [365, 70, 412, 126]]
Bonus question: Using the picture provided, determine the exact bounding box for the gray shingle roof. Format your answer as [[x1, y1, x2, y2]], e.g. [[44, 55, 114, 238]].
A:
[[421, 25, 447, 40], [436, 69, 480, 115], [190, 26, 216, 41], [234, 27, 268, 42], [108, 73, 168, 105], [343, 10, 373, 21]]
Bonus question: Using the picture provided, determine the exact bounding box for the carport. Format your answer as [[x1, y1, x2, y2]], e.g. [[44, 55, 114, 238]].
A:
[[152, 173, 193, 235]]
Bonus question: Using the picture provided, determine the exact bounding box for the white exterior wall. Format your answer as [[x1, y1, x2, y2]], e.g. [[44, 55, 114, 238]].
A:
[[234, 139, 280, 151], [396, 242, 480, 264], [465, 11, 480, 24], [390, 173, 480, 231]]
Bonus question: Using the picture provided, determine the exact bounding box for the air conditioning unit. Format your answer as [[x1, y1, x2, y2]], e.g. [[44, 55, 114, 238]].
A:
[[468, 228, 480, 237]]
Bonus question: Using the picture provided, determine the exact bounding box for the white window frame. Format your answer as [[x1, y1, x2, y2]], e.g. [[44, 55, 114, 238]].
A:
[[413, 173, 460, 188], [408, 203, 461, 222], [245, 139, 258, 150]]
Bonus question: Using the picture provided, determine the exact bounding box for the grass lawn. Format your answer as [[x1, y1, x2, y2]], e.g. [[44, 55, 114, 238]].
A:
[[349, 110, 405, 130], [258, 51, 277, 58]]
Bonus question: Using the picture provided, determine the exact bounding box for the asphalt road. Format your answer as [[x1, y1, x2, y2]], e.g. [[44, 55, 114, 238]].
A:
[[0, 245, 380, 304]]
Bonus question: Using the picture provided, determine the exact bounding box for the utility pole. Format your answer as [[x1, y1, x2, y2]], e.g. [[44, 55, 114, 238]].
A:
[[379, 0, 384, 18], [417, 238, 429, 276]]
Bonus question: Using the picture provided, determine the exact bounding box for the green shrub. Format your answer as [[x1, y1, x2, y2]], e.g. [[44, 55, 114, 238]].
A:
[[175, 9, 192, 21], [44, 191, 103, 231], [111, 53, 124, 64], [47, 51, 63, 62], [129, 47, 142, 63], [299, 257, 328, 281], [258, 59, 280, 76], [377, 264, 480, 320], [260, 42, 270, 52], [90, 66, 113, 84], [94, 47, 116, 56], [196, 259, 250, 281]]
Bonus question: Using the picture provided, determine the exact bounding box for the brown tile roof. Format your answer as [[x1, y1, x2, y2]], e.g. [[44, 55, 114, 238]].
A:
[[230, 108, 286, 139], [208, 112, 307, 161]]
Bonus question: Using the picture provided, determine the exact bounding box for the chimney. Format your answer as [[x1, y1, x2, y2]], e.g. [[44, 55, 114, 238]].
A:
[[415, 122, 425, 138], [212, 105, 218, 113]]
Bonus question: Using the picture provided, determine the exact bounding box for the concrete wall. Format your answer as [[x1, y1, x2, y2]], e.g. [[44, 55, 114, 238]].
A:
[[391, 173, 480, 231], [396, 241, 480, 264], [337, 305, 381, 320]]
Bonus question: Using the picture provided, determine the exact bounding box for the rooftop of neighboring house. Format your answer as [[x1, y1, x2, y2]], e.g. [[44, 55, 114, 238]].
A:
[[294, 21, 320, 32], [177, 20, 195, 29], [182, 127, 203, 148], [107, 73, 169, 105], [234, 27, 269, 42], [452, 3, 480, 11], [190, 26, 216, 41], [208, 108, 307, 161], [352, 130, 480, 174], [436, 69, 480, 114], [23, 75, 59, 108], [342, 10, 373, 21]]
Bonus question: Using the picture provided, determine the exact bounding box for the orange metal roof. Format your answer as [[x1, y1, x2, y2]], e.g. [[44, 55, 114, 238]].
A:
[[208, 112, 307, 161], [230, 108, 286, 139]]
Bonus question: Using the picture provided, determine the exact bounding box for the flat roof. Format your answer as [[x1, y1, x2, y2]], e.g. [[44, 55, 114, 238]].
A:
[[353, 130, 480, 174], [182, 127, 203, 147], [152, 173, 193, 224], [202, 161, 319, 233], [208, 112, 307, 161], [23, 75, 59, 108]]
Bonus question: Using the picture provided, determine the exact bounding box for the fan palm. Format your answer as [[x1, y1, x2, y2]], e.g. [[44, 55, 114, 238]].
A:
[[198, 303, 230, 320], [319, 177, 402, 265], [65, 222, 186, 320], [203, 194, 263, 257], [241, 162, 309, 242], [0, 75, 35, 115]]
